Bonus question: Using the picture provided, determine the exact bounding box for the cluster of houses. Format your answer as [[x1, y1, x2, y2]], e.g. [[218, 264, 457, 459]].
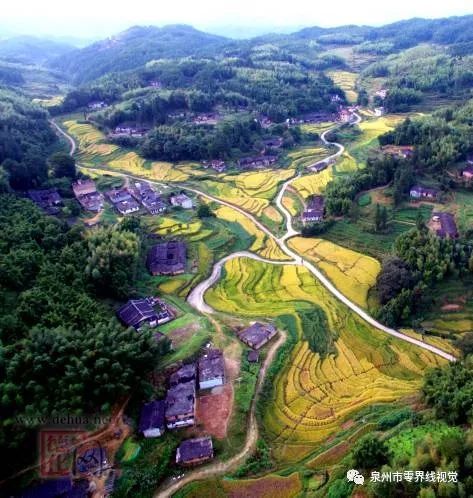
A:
[[238, 154, 278, 170], [409, 185, 439, 201], [192, 113, 221, 125], [72, 179, 104, 212], [103, 183, 192, 216], [301, 195, 325, 224], [138, 349, 225, 466], [88, 101, 108, 110], [201, 159, 227, 173], [286, 112, 337, 126], [110, 123, 151, 138]]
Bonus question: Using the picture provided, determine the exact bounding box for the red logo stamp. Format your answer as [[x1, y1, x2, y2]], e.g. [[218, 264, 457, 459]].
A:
[[39, 428, 85, 478]]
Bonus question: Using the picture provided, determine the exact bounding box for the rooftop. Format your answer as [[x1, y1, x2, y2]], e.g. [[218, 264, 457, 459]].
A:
[[176, 437, 213, 464], [165, 380, 195, 418], [139, 400, 166, 433], [117, 298, 159, 329], [198, 349, 225, 383], [239, 322, 277, 349], [147, 241, 187, 275]]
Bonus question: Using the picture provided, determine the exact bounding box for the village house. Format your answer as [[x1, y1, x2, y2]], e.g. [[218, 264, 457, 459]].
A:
[[165, 380, 196, 429], [339, 108, 352, 123], [381, 145, 414, 159], [169, 193, 193, 209], [117, 297, 172, 330], [288, 112, 336, 125], [176, 437, 214, 466], [301, 195, 325, 223], [147, 241, 187, 275], [410, 185, 439, 201], [462, 165, 473, 180], [170, 364, 196, 388], [139, 400, 166, 438], [27, 189, 62, 215], [375, 89, 388, 100], [149, 80, 162, 88], [88, 101, 107, 110], [432, 212, 458, 239], [374, 107, 385, 117], [238, 155, 278, 169], [72, 179, 104, 212], [238, 322, 277, 350], [198, 349, 225, 390], [115, 199, 140, 215]]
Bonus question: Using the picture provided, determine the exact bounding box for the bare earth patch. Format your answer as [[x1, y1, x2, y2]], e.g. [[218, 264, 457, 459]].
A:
[[195, 383, 233, 439], [166, 323, 200, 349]]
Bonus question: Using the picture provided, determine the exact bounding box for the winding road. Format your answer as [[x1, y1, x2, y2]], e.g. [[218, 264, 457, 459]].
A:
[[51, 112, 456, 497]]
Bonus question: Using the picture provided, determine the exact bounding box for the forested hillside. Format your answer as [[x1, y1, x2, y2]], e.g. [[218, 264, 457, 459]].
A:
[[0, 88, 57, 190]]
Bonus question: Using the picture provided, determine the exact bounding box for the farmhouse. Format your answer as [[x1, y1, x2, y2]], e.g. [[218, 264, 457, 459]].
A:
[[139, 400, 166, 438], [117, 297, 172, 330], [106, 188, 132, 204], [176, 437, 214, 466], [374, 107, 385, 117], [149, 80, 162, 88], [169, 193, 193, 209], [115, 199, 140, 215], [238, 322, 277, 350], [147, 241, 187, 275], [165, 380, 196, 429], [72, 179, 103, 212], [375, 89, 388, 99], [339, 109, 352, 123], [88, 101, 107, 110], [462, 165, 473, 179], [27, 189, 62, 215], [238, 155, 278, 169], [381, 145, 414, 159], [301, 195, 325, 223], [170, 363, 196, 387], [193, 113, 221, 125], [432, 212, 458, 239], [410, 185, 439, 200], [198, 349, 225, 390]]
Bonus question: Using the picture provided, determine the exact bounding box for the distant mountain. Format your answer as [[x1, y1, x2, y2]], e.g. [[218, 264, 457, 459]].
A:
[[0, 35, 74, 65], [50, 25, 231, 84]]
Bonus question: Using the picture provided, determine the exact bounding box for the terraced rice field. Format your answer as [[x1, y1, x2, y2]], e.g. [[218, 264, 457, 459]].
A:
[[205, 258, 448, 462], [288, 237, 381, 308], [63, 120, 105, 149], [148, 217, 204, 237], [285, 146, 330, 169], [203, 169, 295, 217], [291, 167, 334, 199], [215, 206, 290, 260], [326, 70, 358, 103]]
